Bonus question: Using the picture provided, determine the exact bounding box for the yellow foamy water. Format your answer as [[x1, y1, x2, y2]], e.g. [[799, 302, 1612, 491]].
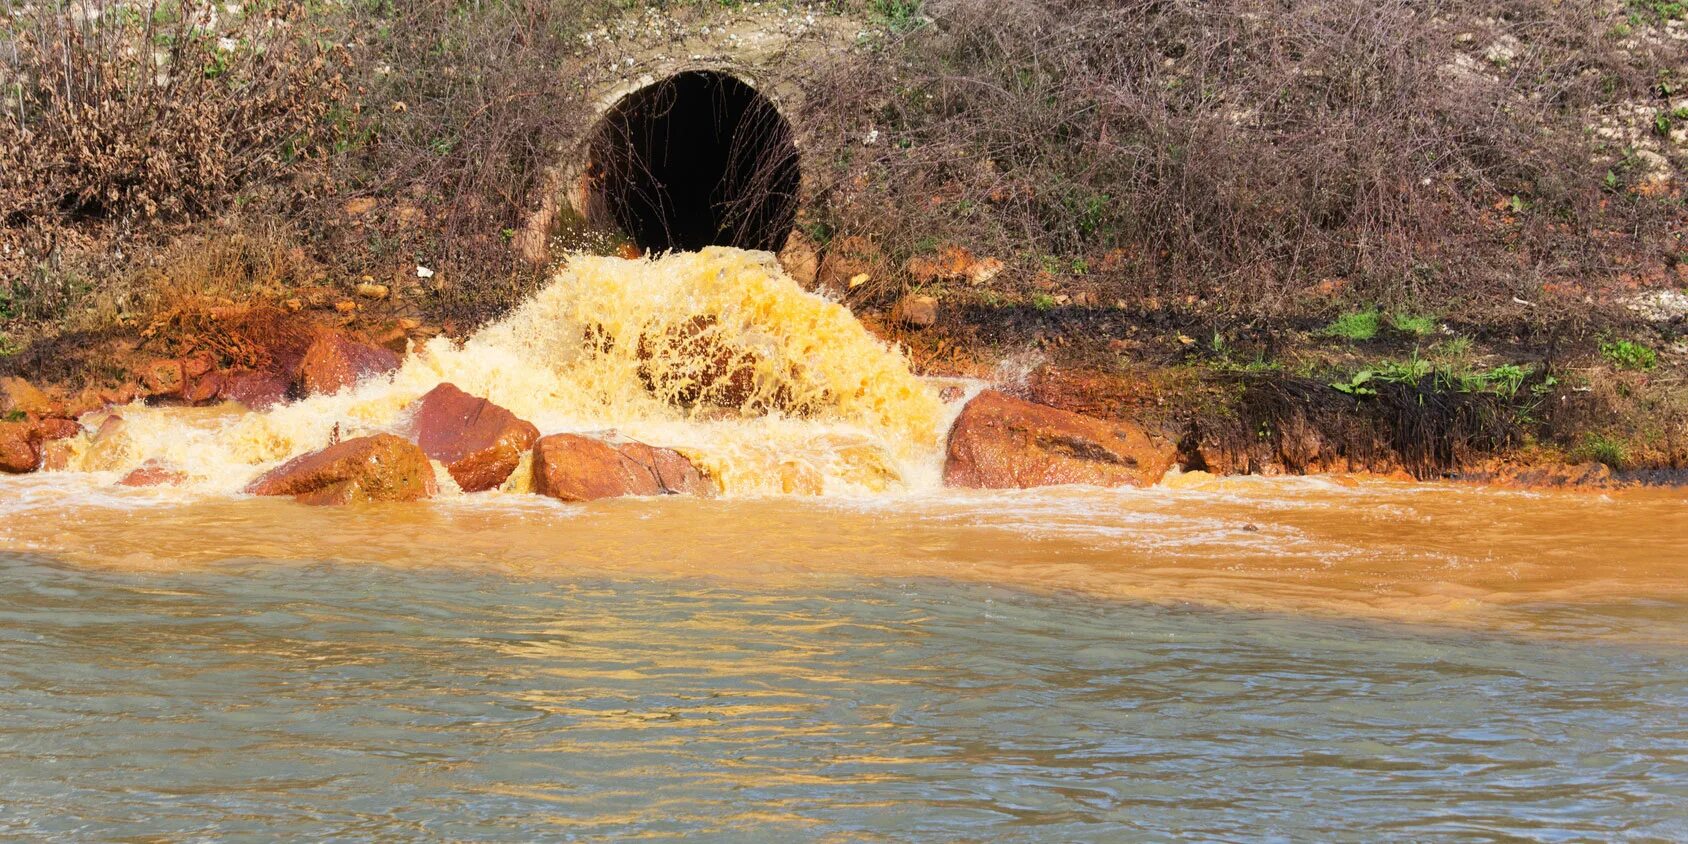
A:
[[55, 247, 950, 497]]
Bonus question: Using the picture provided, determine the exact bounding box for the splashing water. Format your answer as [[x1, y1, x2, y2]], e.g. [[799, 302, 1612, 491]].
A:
[[55, 247, 953, 497]]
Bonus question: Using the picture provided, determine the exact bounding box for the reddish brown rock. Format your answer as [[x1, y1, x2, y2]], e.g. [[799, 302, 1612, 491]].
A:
[[891, 294, 939, 329], [181, 353, 215, 380], [636, 317, 764, 409], [0, 377, 55, 416], [140, 359, 186, 398], [816, 235, 883, 294], [777, 229, 819, 288], [221, 369, 292, 410], [905, 243, 1000, 285], [182, 370, 225, 404], [34, 417, 81, 442], [246, 433, 436, 505], [943, 390, 1176, 489], [531, 433, 713, 502], [66, 383, 141, 416], [119, 461, 188, 487], [295, 332, 402, 396], [411, 383, 539, 492], [0, 420, 40, 473]]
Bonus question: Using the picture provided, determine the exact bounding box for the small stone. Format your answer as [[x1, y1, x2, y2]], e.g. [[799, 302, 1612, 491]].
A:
[[891, 294, 939, 329]]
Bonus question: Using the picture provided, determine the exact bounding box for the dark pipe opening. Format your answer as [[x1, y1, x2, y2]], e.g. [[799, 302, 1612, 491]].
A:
[[585, 71, 800, 254]]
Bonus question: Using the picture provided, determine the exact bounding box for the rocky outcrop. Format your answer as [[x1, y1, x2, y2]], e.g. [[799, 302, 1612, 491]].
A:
[[246, 433, 436, 505], [531, 433, 713, 501], [943, 390, 1175, 489], [411, 383, 539, 491], [295, 332, 401, 396]]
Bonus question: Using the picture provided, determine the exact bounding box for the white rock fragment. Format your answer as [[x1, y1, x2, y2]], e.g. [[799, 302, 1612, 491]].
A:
[[1627, 289, 1688, 323]]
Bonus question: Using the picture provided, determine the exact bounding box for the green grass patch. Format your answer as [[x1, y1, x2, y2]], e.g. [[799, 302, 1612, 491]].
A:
[[872, 0, 923, 32], [1321, 309, 1381, 341], [1388, 312, 1438, 337]]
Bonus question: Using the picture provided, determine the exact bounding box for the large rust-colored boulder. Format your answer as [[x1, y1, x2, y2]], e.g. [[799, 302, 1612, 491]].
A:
[[34, 417, 80, 441], [295, 332, 401, 396], [411, 383, 539, 492], [246, 433, 436, 505], [179, 372, 217, 404], [943, 390, 1176, 489], [0, 420, 39, 474], [531, 433, 713, 502]]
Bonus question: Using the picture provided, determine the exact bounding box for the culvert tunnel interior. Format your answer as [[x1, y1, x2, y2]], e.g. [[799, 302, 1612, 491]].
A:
[[586, 71, 800, 254]]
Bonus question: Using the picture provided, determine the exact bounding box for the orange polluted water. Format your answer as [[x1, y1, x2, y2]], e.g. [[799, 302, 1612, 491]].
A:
[[1, 473, 1683, 641], [2, 248, 1686, 839]]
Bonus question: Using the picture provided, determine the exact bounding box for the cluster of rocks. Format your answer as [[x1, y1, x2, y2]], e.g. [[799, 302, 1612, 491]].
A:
[[237, 381, 1177, 505], [0, 326, 409, 475], [0, 313, 1183, 501], [6, 310, 1637, 497]]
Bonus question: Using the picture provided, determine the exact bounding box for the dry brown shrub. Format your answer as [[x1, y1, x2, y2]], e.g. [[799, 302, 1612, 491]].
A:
[[0, 0, 346, 230], [799, 0, 1682, 320]]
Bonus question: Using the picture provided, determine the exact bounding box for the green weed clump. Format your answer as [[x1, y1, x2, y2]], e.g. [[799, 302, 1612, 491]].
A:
[[1389, 313, 1438, 337], [1578, 433, 1628, 468], [1601, 339, 1658, 371], [1322, 310, 1381, 341]]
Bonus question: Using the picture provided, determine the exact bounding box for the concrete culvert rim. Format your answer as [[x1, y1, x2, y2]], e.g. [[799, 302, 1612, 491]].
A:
[[584, 70, 800, 255]]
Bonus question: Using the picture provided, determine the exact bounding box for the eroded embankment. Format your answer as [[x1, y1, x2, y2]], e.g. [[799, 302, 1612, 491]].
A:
[[0, 242, 1677, 498], [0, 247, 1177, 503]]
